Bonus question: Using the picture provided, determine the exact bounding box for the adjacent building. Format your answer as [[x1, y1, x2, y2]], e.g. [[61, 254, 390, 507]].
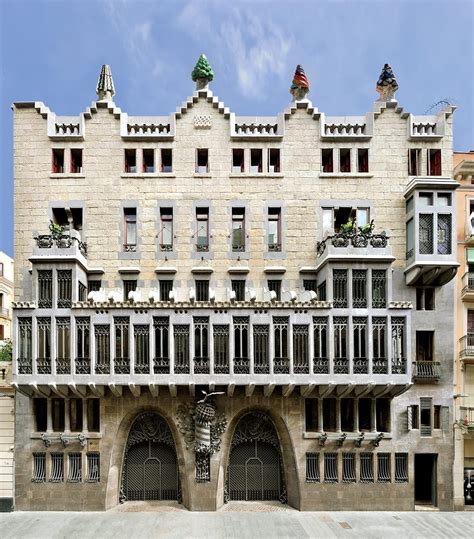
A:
[[11, 60, 459, 511]]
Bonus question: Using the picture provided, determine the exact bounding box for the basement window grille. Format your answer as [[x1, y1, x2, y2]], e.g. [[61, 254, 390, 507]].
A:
[[86, 453, 100, 482], [395, 453, 408, 483], [293, 324, 309, 374], [305, 453, 320, 483], [50, 453, 64, 482], [377, 453, 391, 483], [68, 453, 82, 483], [134, 325, 150, 374], [174, 324, 190, 374], [57, 270, 72, 308], [333, 270, 348, 308], [32, 452, 46, 482], [342, 453, 356, 483], [213, 324, 229, 374], [360, 452, 374, 483], [352, 269, 367, 308], [38, 270, 53, 308], [324, 453, 338, 483]]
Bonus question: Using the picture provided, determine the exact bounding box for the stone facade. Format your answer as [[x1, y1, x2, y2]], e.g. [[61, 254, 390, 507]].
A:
[[12, 63, 458, 511]]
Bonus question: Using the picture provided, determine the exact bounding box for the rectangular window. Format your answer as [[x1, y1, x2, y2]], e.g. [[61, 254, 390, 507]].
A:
[[293, 324, 309, 374], [339, 148, 351, 173], [95, 324, 110, 374], [38, 270, 53, 308], [372, 270, 386, 308], [231, 208, 245, 252], [313, 317, 328, 374], [68, 453, 82, 483], [78, 282, 87, 302], [37, 317, 51, 374], [87, 280, 101, 293], [333, 269, 348, 308], [56, 317, 71, 374], [123, 208, 137, 251], [321, 149, 333, 173], [305, 399, 319, 432], [70, 149, 83, 173], [324, 453, 338, 483], [159, 280, 173, 301], [406, 218, 414, 258], [250, 148, 263, 173], [33, 398, 47, 432], [306, 453, 320, 483], [352, 269, 367, 308], [419, 192, 434, 206], [52, 148, 64, 173], [194, 317, 209, 374], [134, 325, 150, 374], [52, 398, 65, 432], [153, 317, 169, 373], [195, 280, 209, 302], [50, 453, 64, 482], [357, 149, 369, 173], [360, 452, 374, 482], [231, 280, 245, 301], [408, 404, 420, 430], [353, 317, 367, 373], [123, 279, 137, 302], [232, 149, 245, 173], [416, 331, 434, 362], [437, 193, 451, 206], [416, 287, 435, 310], [342, 453, 356, 483], [124, 149, 136, 173], [428, 149, 442, 176], [391, 317, 406, 374], [333, 207, 369, 233], [196, 148, 209, 173], [114, 317, 130, 374], [267, 280, 281, 301], [408, 149, 421, 176], [268, 148, 280, 173], [317, 281, 327, 301], [142, 149, 154, 173], [303, 279, 317, 293], [377, 453, 391, 483], [419, 214, 434, 254], [32, 453, 46, 482], [57, 269, 72, 308], [372, 317, 387, 374], [268, 208, 281, 251], [395, 453, 408, 483], [323, 399, 337, 432], [86, 453, 100, 482], [214, 325, 229, 374], [341, 398, 354, 431], [87, 399, 100, 432], [420, 397, 432, 437], [18, 318, 32, 374], [161, 149, 173, 172], [358, 398, 372, 432], [253, 324, 269, 374], [160, 208, 173, 251], [437, 214, 452, 254], [334, 317, 348, 373], [196, 207, 209, 251], [174, 325, 190, 374], [433, 405, 441, 429], [376, 399, 391, 432], [233, 316, 249, 374], [76, 317, 90, 374], [69, 398, 83, 432]]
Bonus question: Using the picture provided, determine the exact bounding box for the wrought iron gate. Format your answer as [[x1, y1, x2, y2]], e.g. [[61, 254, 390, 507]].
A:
[[120, 412, 180, 502], [226, 412, 287, 502]]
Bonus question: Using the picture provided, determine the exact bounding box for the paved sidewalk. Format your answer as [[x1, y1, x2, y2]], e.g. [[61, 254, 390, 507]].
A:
[[0, 507, 473, 538]]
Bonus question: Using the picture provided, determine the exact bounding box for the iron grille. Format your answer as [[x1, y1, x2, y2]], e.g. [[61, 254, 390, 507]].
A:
[[313, 317, 328, 374], [353, 317, 367, 373], [371, 270, 386, 308], [75, 317, 90, 374], [114, 317, 130, 374], [50, 453, 64, 482], [391, 317, 406, 374], [234, 317, 249, 374], [419, 214, 434, 254], [37, 317, 51, 374], [317, 281, 327, 301], [214, 325, 229, 374], [88, 280, 101, 293], [195, 280, 209, 302], [231, 280, 246, 301], [324, 453, 338, 483], [123, 280, 137, 302], [342, 453, 356, 483], [333, 270, 347, 308], [395, 453, 408, 483], [18, 318, 32, 374], [273, 316, 289, 374], [293, 324, 309, 374], [267, 280, 281, 301], [195, 453, 211, 482], [153, 317, 169, 374], [134, 325, 150, 374], [159, 280, 173, 301], [32, 452, 46, 482], [95, 324, 110, 374], [56, 317, 71, 374], [372, 316, 387, 374], [305, 453, 320, 483], [57, 270, 72, 308], [174, 325, 190, 374], [38, 270, 53, 308], [78, 282, 87, 302], [437, 214, 451, 254], [352, 270, 367, 308], [68, 453, 82, 482], [333, 317, 348, 374], [194, 317, 209, 374], [360, 452, 374, 482], [377, 453, 391, 482], [87, 453, 100, 482], [254, 325, 269, 374]]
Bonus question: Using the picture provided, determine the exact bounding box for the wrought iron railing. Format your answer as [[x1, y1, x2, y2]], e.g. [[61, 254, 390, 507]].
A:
[[391, 357, 407, 374], [194, 356, 210, 374], [56, 358, 71, 375], [460, 407, 474, 427], [459, 334, 474, 358], [317, 227, 389, 257], [114, 357, 130, 374], [233, 357, 250, 374], [372, 357, 388, 375], [353, 358, 368, 374], [462, 272, 474, 295], [313, 357, 329, 374], [34, 233, 87, 257], [274, 357, 289, 374], [36, 357, 51, 375], [123, 243, 137, 253], [268, 243, 281, 252], [334, 357, 349, 374], [18, 357, 32, 374], [75, 358, 91, 375], [412, 360, 441, 380], [153, 357, 170, 374]]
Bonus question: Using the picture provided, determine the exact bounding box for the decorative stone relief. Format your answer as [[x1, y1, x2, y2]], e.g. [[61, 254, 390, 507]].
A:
[[194, 115, 212, 129]]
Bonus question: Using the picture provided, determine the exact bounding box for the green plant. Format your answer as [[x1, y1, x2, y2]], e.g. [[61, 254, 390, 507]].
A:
[[49, 220, 65, 236], [340, 220, 356, 233], [0, 339, 12, 362]]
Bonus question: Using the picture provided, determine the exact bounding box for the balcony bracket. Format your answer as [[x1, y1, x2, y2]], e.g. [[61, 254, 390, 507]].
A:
[[353, 433, 365, 448], [128, 383, 141, 398], [264, 384, 275, 398], [318, 432, 328, 447], [109, 384, 123, 397], [227, 384, 235, 397], [88, 383, 105, 398], [149, 384, 159, 397], [169, 384, 177, 398], [245, 384, 255, 398], [282, 384, 295, 398], [337, 433, 347, 447], [370, 432, 384, 447]]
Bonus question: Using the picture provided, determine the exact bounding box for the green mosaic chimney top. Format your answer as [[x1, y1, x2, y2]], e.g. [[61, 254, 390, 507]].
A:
[[192, 54, 214, 89]]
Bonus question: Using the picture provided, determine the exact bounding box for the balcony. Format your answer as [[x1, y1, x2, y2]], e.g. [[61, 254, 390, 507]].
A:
[[460, 407, 474, 428], [459, 334, 474, 363], [461, 273, 474, 301], [31, 228, 87, 264], [412, 360, 441, 382]]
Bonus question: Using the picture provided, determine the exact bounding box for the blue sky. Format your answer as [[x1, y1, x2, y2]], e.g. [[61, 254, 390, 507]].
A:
[[0, 0, 473, 258]]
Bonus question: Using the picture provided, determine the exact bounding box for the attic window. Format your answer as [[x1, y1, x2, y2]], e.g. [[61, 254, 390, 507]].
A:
[[340, 149, 351, 173], [357, 149, 369, 173], [70, 149, 82, 173], [321, 149, 333, 173], [428, 149, 441, 176], [124, 149, 136, 173], [232, 149, 245, 173], [52, 149, 64, 173], [161, 149, 172, 172], [196, 149, 209, 173], [250, 149, 263, 173], [268, 149, 280, 173], [143, 149, 154, 173]]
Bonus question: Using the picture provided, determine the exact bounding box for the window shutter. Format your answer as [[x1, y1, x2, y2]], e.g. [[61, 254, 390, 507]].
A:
[[441, 406, 450, 432], [407, 405, 413, 431]]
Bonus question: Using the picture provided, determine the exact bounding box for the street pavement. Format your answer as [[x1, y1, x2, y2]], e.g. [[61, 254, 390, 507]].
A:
[[0, 503, 473, 538]]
